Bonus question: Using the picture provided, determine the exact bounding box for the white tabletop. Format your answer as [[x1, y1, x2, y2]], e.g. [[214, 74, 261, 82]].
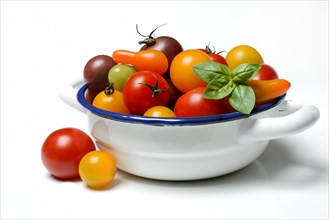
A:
[[1, 1, 328, 219]]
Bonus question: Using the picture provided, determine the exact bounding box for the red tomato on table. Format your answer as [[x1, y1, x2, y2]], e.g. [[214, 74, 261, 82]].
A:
[[41, 128, 96, 180]]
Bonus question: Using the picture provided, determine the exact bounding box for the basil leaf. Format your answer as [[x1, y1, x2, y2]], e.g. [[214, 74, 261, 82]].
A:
[[229, 84, 255, 114], [232, 63, 261, 84], [204, 75, 236, 99], [193, 61, 231, 83]]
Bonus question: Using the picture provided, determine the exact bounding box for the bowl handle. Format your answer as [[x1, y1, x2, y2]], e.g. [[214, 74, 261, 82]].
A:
[[58, 78, 87, 114], [238, 100, 320, 142]]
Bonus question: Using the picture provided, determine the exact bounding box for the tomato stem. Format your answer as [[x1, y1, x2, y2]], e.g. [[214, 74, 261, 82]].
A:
[[104, 82, 115, 95], [204, 43, 226, 54], [205, 43, 213, 54], [136, 23, 167, 46], [138, 76, 167, 98]]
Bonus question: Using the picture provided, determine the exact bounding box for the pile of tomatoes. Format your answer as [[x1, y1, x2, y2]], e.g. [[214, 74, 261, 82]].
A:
[[84, 25, 289, 118]]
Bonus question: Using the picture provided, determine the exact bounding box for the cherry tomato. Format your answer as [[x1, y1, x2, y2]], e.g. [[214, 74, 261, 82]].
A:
[[223, 96, 238, 113], [207, 53, 227, 66], [247, 79, 291, 105], [174, 87, 228, 117], [108, 64, 137, 92], [79, 151, 116, 189], [92, 84, 129, 114], [226, 45, 264, 70], [41, 128, 96, 180], [170, 49, 210, 93], [83, 55, 117, 101], [253, 64, 279, 80], [143, 106, 176, 118], [122, 71, 170, 115], [166, 79, 183, 109], [198, 45, 228, 66], [112, 49, 168, 75]]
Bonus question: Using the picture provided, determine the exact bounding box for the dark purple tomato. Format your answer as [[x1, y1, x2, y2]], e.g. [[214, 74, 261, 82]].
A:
[[83, 55, 117, 102], [166, 79, 183, 110], [137, 24, 183, 78]]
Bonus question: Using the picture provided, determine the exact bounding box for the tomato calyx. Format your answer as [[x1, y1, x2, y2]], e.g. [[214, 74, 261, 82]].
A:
[[138, 75, 168, 98], [104, 82, 115, 95], [203, 43, 225, 55], [136, 23, 167, 46]]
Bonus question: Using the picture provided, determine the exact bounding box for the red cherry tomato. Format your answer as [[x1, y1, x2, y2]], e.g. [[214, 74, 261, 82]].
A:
[[41, 128, 96, 180], [122, 71, 170, 115], [253, 64, 279, 80], [112, 49, 168, 75], [174, 87, 228, 117], [207, 53, 228, 66], [198, 45, 228, 66]]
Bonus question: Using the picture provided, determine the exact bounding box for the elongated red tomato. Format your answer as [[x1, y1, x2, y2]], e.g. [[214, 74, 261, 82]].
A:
[[112, 49, 168, 75], [247, 79, 291, 105]]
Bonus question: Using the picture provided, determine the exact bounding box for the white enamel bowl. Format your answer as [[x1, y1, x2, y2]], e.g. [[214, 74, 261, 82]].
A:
[[60, 80, 320, 181]]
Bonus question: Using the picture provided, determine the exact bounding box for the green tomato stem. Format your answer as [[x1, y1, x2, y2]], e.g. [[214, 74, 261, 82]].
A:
[[104, 82, 115, 95]]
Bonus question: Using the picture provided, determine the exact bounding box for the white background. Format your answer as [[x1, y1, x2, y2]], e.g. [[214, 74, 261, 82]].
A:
[[1, 1, 328, 219]]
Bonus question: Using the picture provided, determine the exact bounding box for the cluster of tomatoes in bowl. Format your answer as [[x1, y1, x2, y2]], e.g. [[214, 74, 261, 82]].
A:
[[42, 25, 292, 189], [83, 25, 290, 118]]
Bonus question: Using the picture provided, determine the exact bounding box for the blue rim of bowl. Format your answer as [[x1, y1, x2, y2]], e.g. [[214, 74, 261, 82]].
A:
[[77, 84, 286, 126]]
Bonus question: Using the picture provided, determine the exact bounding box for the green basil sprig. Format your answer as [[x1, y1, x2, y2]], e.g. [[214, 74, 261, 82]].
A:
[[193, 62, 261, 114]]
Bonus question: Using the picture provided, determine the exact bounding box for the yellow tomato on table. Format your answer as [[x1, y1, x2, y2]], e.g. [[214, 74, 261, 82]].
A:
[[79, 151, 117, 189]]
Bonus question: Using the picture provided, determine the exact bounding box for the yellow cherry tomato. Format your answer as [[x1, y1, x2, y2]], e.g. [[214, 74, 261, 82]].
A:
[[143, 106, 176, 118], [170, 49, 210, 93], [78, 150, 117, 189], [226, 45, 264, 70], [92, 85, 129, 114]]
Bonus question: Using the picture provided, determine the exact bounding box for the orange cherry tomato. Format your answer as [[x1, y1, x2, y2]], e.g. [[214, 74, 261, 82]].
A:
[[143, 106, 176, 118], [112, 49, 168, 75], [247, 79, 291, 105], [92, 85, 129, 114], [170, 49, 210, 93], [79, 151, 116, 189]]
